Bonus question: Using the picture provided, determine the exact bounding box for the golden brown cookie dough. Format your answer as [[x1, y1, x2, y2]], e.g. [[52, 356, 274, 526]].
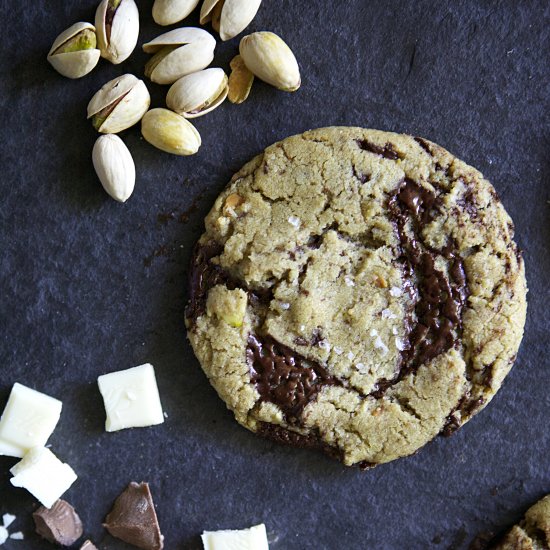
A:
[[185, 127, 527, 467]]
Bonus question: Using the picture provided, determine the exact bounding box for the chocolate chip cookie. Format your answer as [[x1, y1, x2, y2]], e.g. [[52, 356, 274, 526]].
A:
[[472, 494, 550, 550], [185, 127, 527, 467]]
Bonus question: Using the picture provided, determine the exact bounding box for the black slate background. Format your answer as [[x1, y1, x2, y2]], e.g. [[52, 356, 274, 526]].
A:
[[0, 1, 549, 549]]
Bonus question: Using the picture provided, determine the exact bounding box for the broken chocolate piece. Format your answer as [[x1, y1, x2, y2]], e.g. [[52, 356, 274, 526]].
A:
[[33, 499, 83, 547], [104, 482, 164, 550]]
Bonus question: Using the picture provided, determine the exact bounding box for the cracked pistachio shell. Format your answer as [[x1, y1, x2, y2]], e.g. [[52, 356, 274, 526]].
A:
[[239, 31, 301, 92], [47, 22, 100, 79], [153, 0, 200, 25], [92, 134, 135, 202], [228, 54, 254, 104], [166, 68, 228, 118], [143, 28, 216, 85], [87, 74, 151, 134], [200, 0, 262, 41], [141, 108, 201, 156], [95, 0, 139, 64]]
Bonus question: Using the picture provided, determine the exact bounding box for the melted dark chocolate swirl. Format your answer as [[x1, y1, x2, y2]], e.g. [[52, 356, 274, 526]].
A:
[[378, 178, 469, 387], [247, 334, 340, 423]]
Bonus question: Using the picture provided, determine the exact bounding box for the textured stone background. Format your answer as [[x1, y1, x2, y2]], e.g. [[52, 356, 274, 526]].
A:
[[0, 1, 548, 548]]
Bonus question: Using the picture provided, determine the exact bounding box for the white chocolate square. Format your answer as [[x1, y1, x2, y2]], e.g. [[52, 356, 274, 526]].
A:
[[10, 447, 77, 509], [201, 524, 269, 550], [0, 383, 62, 458], [97, 363, 164, 432]]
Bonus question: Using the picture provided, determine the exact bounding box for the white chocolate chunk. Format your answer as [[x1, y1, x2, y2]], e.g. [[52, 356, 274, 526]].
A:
[[201, 523, 269, 550], [2, 514, 16, 529], [0, 383, 62, 458], [9, 532, 24, 540], [98, 364, 164, 432], [10, 447, 77, 508], [0, 527, 7, 544]]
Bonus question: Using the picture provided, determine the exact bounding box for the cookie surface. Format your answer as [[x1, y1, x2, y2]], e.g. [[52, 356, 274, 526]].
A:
[[185, 127, 527, 467]]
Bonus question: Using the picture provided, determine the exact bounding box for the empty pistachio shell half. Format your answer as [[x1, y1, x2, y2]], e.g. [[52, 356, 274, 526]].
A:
[[95, 0, 139, 64], [47, 22, 100, 79], [166, 68, 228, 118], [143, 27, 216, 85], [92, 134, 135, 202], [87, 74, 150, 134], [228, 54, 254, 104], [153, 0, 200, 25], [200, 0, 262, 41], [239, 31, 301, 92], [141, 108, 201, 156]]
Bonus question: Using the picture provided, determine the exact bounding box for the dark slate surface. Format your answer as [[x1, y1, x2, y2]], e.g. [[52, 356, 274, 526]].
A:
[[0, 1, 548, 548]]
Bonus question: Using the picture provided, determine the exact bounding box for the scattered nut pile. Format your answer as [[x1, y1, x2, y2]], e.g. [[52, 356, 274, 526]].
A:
[[46, 0, 301, 203]]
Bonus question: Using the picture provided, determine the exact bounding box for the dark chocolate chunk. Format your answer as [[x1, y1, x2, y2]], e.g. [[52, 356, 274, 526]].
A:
[[458, 185, 480, 221], [33, 499, 83, 547], [357, 139, 400, 160], [257, 422, 342, 462], [247, 334, 341, 423], [414, 136, 433, 156], [185, 242, 226, 324], [104, 482, 164, 550], [352, 164, 370, 183]]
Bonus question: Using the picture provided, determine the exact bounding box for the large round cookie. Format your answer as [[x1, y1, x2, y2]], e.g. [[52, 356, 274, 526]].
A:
[[185, 127, 527, 467]]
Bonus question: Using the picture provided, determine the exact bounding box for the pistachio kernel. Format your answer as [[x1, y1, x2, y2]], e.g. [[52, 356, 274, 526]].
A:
[[53, 29, 97, 55]]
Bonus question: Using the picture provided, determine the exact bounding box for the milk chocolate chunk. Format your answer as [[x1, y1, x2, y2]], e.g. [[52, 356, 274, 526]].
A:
[[104, 482, 164, 550], [33, 499, 83, 546]]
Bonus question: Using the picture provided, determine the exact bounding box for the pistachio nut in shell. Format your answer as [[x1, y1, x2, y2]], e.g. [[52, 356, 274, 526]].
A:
[[92, 134, 135, 202], [141, 108, 201, 156], [239, 31, 301, 92], [87, 74, 150, 133], [143, 27, 216, 85], [153, 0, 200, 25], [228, 55, 254, 104], [47, 22, 100, 79], [95, 0, 139, 64], [200, 0, 262, 41], [166, 68, 228, 118]]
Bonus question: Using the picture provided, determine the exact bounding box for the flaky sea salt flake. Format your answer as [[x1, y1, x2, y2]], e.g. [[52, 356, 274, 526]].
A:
[[374, 336, 389, 355], [344, 276, 355, 287], [287, 216, 301, 228]]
